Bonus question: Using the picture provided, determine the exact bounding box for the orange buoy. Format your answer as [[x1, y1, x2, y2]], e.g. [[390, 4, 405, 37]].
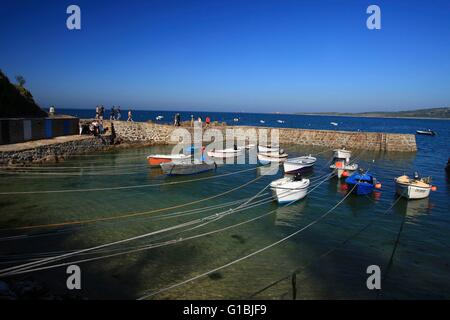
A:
[[431, 185, 437, 191], [341, 170, 349, 178], [375, 182, 382, 189]]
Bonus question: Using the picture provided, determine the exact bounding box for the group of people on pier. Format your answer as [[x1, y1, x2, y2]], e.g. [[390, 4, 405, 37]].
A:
[[95, 105, 133, 122]]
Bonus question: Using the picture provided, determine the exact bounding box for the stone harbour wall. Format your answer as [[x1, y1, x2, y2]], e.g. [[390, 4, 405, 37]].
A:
[[0, 121, 416, 166], [108, 121, 417, 152], [0, 135, 111, 166]]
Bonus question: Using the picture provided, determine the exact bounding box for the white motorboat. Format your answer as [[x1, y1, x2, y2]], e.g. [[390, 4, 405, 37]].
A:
[[258, 145, 280, 153], [329, 148, 356, 178], [416, 129, 436, 136], [258, 152, 288, 165], [277, 120, 285, 124], [207, 147, 244, 158], [155, 115, 164, 120], [333, 149, 351, 161], [330, 122, 338, 126], [260, 120, 265, 124], [330, 161, 358, 178], [394, 174, 435, 199], [270, 175, 310, 204], [283, 155, 317, 174]]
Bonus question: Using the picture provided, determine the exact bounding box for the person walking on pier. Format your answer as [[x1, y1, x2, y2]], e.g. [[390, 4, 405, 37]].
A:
[[127, 110, 133, 122], [110, 106, 116, 120], [99, 105, 105, 120], [173, 113, 181, 126], [117, 106, 121, 120]]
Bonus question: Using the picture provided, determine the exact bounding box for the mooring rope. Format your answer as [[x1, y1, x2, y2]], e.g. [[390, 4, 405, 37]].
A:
[[136, 175, 355, 300], [247, 194, 403, 298], [0, 174, 269, 276], [0, 194, 268, 242], [0, 168, 264, 232], [0, 171, 336, 276], [0, 166, 258, 195], [382, 202, 407, 281]]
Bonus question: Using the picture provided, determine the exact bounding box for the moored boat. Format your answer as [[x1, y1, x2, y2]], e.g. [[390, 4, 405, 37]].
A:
[[270, 174, 310, 204], [394, 173, 436, 199], [416, 129, 436, 136], [160, 161, 216, 175], [245, 144, 256, 149], [330, 161, 359, 178], [333, 149, 351, 161], [146, 154, 191, 167], [345, 171, 381, 195], [329, 148, 358, 178], [257, 151, 288, 165], [207, 147, 244, 158], [258, 145, 280, 153], [283, 155, 316, 174]]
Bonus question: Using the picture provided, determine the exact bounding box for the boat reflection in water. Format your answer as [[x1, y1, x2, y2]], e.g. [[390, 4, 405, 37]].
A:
[[394, 197, 435, 219], [274, 201, 307, 228]]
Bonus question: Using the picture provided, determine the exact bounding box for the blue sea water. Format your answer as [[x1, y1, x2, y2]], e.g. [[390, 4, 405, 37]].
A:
[[0, 108, 449, 299]]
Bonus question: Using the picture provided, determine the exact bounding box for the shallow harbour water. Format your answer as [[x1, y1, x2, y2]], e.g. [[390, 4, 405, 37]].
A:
[[0, 114, 449, 299]]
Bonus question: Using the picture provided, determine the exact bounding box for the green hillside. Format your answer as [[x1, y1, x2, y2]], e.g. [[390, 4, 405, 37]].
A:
[[0, 70, 48, 118]]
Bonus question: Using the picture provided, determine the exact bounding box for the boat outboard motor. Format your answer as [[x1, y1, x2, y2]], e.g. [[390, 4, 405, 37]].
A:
[[414, 171, 420, 180], [293, 173, 303, 181]]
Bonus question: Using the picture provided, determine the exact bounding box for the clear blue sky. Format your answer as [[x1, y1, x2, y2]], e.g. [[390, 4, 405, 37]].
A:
[[1, 0, 449, 113]]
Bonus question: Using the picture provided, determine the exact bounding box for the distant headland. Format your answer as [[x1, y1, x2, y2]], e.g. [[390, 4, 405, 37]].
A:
[[296, 107, 450, 120]]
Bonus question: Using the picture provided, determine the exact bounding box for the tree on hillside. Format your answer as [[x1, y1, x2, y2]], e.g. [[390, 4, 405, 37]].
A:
[[15, 75, 26, 87]]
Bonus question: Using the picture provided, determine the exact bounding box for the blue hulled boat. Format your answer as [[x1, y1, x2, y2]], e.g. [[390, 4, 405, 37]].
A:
[[345, 171, 379, 195]]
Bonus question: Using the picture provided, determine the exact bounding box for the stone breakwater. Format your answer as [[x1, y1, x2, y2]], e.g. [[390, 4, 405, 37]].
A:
[[110, 121, 417, 152], [0, 121, 416, 166], [0, 135, 111, 166]]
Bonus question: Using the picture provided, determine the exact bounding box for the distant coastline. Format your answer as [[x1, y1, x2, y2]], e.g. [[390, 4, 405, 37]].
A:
[[295, 113, 450, 121], [294, 107, 450, 120]]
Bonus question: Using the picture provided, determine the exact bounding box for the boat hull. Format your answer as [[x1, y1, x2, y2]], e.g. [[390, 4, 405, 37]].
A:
[[147, 157, 171, 167], [330, 163, 358, 178], [395, 182, 431, 199], [147, 154, 191, 167], [333, 149, 352, 160], [207, 148, 244, 158], [160, 162, 216, 175], [271, 187, 308, 203], [346, 182, 374, 195], [258, 145, 280, 153], [283, 156, 316, 174], [283, 163, 313, 174], [257, 153, 288, 165], [270, 178, 310, 204], [416, 130, 435, 136]]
